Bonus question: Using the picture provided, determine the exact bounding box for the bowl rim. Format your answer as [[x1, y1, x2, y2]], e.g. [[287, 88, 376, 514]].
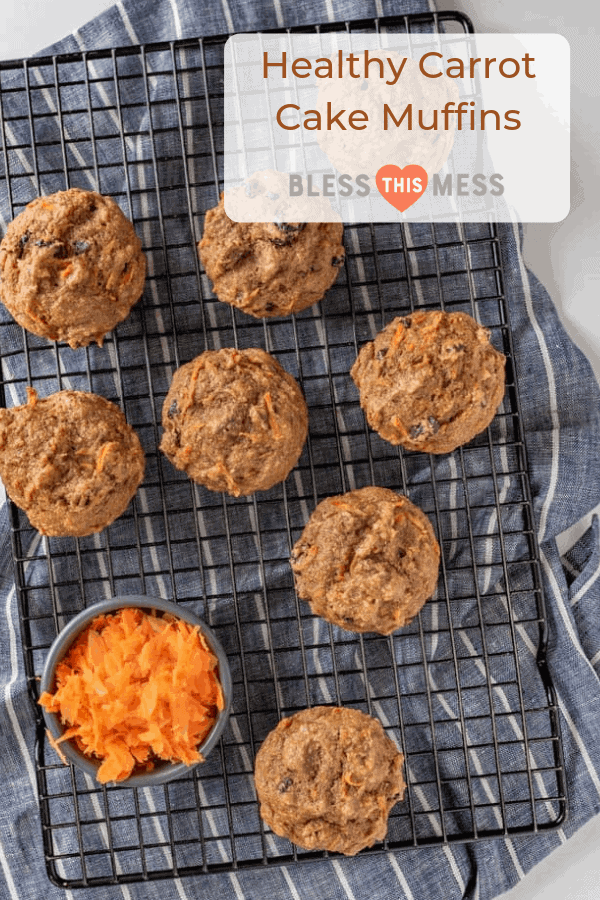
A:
[[39, 594, 233, 787]]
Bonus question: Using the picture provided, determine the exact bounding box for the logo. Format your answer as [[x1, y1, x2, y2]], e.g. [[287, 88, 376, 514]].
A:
[[375, 164, 428, 212]]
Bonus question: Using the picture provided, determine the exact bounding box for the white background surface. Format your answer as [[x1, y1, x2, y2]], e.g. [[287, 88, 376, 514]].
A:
[[1, 1, 600, 898]]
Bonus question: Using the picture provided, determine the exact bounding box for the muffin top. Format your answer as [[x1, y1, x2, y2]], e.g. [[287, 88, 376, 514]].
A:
[[198, 192, 344, 318], [350, 309, 506, 454], [0, 388, 144, 536], [0, 188, 145, 348], [254, 705, 405, 856], [291, 485, 439, 635], [160, 347, 308, 496]]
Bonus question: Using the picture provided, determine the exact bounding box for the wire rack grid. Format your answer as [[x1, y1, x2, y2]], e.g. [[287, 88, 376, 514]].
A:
[[0, 11, 566, 890]]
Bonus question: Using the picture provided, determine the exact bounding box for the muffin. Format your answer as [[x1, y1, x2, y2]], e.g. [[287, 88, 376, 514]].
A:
[[0, 188, 146, 347], [0, 388, 145, 536], [254, 706, 405, 856], [315, 53, 459, 180], [350, 310, 506, 454], [291, 486, 439, 635], [160, 347, 308, 496], [198, 192, 345, 317]]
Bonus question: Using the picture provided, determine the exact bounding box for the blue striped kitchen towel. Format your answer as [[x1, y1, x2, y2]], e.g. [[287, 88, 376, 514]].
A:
[[0, 2, 599, 900]]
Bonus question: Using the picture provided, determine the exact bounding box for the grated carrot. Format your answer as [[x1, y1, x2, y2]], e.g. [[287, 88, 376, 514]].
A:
[[392, 416, 408, 436], [390, 323, 404, 349], [330, 500, 356, 513], [45, 728, 68, 765], [264, 392, 282, 439], [25, 386, 38, 407], [95, 441, 117, 473], [39, 608, 224, 783]]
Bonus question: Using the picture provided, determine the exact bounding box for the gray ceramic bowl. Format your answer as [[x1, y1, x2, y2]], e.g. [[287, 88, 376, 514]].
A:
[[40, 595, 232, 787]]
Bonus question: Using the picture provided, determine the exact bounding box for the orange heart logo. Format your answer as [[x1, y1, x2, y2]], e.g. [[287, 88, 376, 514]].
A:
[[376, 165, 429, 212]]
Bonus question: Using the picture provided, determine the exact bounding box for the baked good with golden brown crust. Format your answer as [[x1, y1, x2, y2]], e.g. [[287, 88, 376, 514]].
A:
[[160, 347, 308, 496], [350, 310, 506, 454], [198, 193, 344, 318], [0, 388, 145, 536], [291, 485, 439, 635], [254, 705, 405, 856], [0, 188, 145, 348]]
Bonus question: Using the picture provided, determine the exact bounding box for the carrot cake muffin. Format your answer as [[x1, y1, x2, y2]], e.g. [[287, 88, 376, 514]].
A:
[[254, 705, 405, 856], [0, 388, 145, 536], [160, 347, 308, 495], [350, 310, 506, 454], [198, 193, 344, 318], [291, 486, 440, 635], [0, 188, 145, 347]]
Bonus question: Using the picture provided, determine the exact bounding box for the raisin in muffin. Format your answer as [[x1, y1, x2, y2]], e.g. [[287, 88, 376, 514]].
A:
[[254, 706, 405, 856], [0, 188, 145, 348], [0, 388, 145, 536], [350, 310, 506, 454], [160, 347, 308, 496]]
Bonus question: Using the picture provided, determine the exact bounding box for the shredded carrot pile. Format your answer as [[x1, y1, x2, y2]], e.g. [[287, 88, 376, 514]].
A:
[[39, 608, 224, 784]]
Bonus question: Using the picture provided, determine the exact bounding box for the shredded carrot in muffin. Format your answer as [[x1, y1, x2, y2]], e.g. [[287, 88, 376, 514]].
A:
[[39, 608, 224, 783]]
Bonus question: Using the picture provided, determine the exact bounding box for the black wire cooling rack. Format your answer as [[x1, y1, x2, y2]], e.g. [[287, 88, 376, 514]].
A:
[[0, 10, 567, 890]]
